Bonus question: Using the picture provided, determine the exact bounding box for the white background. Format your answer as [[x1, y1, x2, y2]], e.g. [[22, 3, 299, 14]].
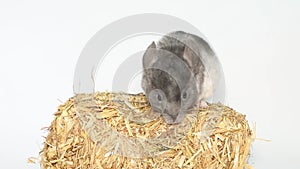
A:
[[0, 0, 299, 168]]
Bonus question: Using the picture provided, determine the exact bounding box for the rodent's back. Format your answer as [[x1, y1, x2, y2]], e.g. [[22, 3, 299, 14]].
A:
[[157, 31, 225, 102], [156, 31, 186, 60], [157, 31, 215, 57]]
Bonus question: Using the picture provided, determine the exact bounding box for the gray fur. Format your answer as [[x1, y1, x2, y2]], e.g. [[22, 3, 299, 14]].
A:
[[142, 31, 223, 124]]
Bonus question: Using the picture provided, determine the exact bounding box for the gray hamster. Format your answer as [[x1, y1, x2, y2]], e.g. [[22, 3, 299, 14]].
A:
[[142, 31, 223, 124]]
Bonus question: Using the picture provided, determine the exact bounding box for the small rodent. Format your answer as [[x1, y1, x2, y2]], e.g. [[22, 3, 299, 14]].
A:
[[142, 31, 224, 124]]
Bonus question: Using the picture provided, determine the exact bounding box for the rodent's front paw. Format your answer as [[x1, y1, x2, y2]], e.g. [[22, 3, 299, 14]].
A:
[[199, 100, 208, 108]]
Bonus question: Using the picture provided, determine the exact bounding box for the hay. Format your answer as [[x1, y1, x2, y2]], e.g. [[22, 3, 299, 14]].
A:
[[40, 92, 254, 169]]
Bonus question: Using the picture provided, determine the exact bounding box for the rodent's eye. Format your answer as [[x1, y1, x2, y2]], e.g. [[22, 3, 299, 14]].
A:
[[182, 91, 187, 100], [157, 94, 162, 102]]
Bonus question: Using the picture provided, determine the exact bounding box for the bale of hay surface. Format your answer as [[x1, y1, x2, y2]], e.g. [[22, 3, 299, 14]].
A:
[[40, 92, 254, 169]]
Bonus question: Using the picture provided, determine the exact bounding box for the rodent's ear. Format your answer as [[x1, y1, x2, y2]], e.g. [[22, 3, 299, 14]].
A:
[[183, 46, 194, 67], [143, 41, 157, 68], [148, 41, 156, 49]]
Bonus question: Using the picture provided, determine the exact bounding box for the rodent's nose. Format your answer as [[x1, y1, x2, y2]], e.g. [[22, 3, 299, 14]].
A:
[[169, 114, 177, 121], [164, 116, 180, 124], [164, 104, 182, 124]]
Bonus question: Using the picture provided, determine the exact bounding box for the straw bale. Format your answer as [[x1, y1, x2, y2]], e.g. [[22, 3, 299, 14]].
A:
[[40, 92, 254, 169]]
